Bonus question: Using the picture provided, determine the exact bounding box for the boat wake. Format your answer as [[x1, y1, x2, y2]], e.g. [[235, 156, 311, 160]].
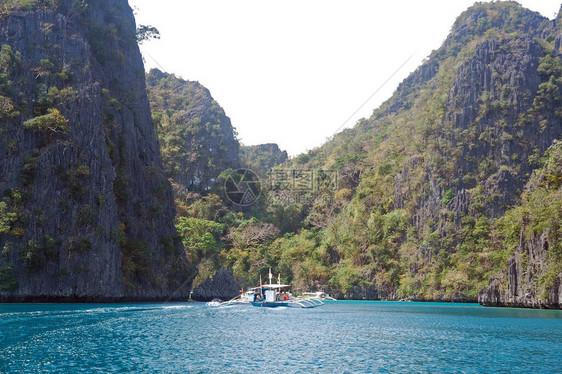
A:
[[206, 299, 223, 307], [161, 305, 194, 310]]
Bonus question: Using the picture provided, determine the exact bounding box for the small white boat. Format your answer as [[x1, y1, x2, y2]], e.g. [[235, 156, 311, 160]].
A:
[[249, 269, 324, 308], [216, 269, 324, 308], [300, 291, 337, 301], [217, 291, 255, 306]]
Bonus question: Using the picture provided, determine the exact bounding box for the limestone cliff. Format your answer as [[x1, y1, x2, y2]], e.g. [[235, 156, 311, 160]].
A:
[[390, 3, 561, 304], [276, 2, 561, 306], [0, 0, 193, 301], [479, 140, 562, 309], [191, 269, 240, 302], [146, 69, 240, 193]]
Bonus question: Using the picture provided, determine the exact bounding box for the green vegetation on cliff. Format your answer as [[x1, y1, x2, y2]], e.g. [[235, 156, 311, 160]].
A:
[[163, 2, 562, 306], [489, 140, 562, 302], [1, 0, 559, 307], [147, 69, 240, 193], [145, 71, 295, 288], [266, 2, 561, 302], [0, 0, 192, 301], [240, 144, 288, 176]]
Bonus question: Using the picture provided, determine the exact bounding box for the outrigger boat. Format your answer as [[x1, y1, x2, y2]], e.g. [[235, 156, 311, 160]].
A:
[[300, 291, 336, 301], [250, 269, 323, 308], [219, 269, 324, 308]]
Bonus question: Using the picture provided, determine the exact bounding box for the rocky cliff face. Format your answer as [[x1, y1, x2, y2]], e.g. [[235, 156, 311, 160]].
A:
[[479, 140, 562, 309], [146, 69, 240, 193], [274, 2, 561, 307], [479, 232, 562, 309], [191, 269, 240, 302], [392, 5, 561, 303], [0, 0, 193, 301], [393, 4, 558, 221]]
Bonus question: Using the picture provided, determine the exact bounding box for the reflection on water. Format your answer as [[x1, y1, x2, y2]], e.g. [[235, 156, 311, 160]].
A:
[[1, 301, 561, 373]]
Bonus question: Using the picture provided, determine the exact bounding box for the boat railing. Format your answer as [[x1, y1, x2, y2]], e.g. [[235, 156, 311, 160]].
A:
[[211, 291, 328, 308], [290, 298, 324, 308], [218, 294, 244, 307]]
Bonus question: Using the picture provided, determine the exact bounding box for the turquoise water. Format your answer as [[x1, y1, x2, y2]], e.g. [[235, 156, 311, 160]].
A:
[[1, 302, 561, 373]]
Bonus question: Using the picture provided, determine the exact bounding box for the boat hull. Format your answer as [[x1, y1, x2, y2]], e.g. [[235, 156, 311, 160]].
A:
[[250, 301, 290, 308]]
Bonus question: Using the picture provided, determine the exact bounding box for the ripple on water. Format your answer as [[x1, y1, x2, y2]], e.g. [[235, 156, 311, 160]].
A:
[[0, 302, 561, 373]]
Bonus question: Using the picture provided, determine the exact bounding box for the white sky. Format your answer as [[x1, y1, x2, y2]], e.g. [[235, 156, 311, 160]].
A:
[[129, 0, 561, 156]]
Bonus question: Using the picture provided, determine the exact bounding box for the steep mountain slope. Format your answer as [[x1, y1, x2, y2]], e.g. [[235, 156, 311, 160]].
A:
[[145, 70, 294, 289], [146, 69, 240, 193], [225, 2, 561, 307], [0, 0, 193, 301]]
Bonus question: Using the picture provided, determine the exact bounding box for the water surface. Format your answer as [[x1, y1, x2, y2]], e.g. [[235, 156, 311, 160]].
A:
[[1, 301, 561, 373]]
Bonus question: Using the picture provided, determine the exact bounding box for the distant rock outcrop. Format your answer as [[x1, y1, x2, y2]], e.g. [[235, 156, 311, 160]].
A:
[[191, 269, 240, 302], [240, 143, 288, 175]]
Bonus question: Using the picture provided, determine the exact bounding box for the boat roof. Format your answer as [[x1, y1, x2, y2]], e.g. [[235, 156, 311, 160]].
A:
[[250, 284, 291, 290]]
